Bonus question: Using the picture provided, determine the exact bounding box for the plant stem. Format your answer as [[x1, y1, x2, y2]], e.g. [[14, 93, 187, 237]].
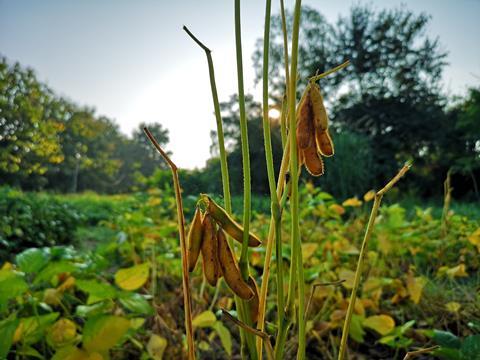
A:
[[280, 0, 290, 95], [182, 24, 236, 315], [143, 127, 195, 360], [234, 1, 256, 358], [338, 163, 411, 360], [309, 60, 350, 83], [285, 1, 305, 358]]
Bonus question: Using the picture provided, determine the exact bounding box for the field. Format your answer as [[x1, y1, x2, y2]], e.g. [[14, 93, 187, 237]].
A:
[[1, 186, 479, 359]]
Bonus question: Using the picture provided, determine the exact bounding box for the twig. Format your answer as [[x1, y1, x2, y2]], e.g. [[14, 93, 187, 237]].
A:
[[338, 163, 411, 360], [144, 127, 195, 360], [221, 309, 275, 360], [309, 60, 350, 83], [403, 345, 439, 360], [305, 280, 345, 319]]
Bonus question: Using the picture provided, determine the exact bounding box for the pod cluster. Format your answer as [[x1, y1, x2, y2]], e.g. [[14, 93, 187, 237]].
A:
[[187, 197, 260, 322], [296, 82, 335, 176]]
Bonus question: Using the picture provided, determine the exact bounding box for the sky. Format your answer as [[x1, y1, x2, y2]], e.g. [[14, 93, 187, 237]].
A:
[[1, 0, 479, 169]]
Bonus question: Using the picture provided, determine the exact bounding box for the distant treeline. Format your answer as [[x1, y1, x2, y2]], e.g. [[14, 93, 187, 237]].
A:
[[1, 4, 479, 200]]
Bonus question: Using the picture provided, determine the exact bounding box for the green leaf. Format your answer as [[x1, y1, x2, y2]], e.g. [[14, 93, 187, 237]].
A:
[[76, 279, 117, 304], [433, 347, 462, 360], [433, 330, 462, 349], [213, 321, 232, 356], [16, 312, 60, 345], [118, 292, 153, 315], [34, 261, 77, 285], [349, 314, 365, 343], [0, 270, 28, 312], [83, 315, 131, 352], [461, 335, 480, 360], [192, 310, 216, 328], [0, 317, 19, 359], [75, 301, 114, 318], [16, 248, 50, 274]]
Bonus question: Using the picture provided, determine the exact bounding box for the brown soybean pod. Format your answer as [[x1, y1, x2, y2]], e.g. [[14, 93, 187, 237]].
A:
[[217, 228, 254, 300], [187, 207, 204, 272], [206, 197, 261, 247], [303, 145, 324, 177], [296, 91, 314, 149], [201, 214, 220, 286], [316, 129, 334, 157], [310, 83, 329, 131]]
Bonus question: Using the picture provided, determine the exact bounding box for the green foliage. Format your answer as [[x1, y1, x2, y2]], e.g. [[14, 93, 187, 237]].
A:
[[0, 187, 80, 259]]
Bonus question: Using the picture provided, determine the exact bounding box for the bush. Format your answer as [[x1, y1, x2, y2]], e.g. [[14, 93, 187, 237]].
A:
[[0, 187, 80, 260]]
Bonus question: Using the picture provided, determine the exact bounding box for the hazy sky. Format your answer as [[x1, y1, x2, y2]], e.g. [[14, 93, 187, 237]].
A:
[[1, 0, 479, 169]]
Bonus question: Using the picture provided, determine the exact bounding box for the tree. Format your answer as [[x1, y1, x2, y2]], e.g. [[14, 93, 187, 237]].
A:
[[0, 57, 65, 189], [252, 5, 449, 188]]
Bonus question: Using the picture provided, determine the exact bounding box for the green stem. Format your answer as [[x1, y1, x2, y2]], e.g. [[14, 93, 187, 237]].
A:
[[279, 0, 290, 95], [286, 1, 305, 359], [338, 164, 410, 360], [234, 1, 256, 358]]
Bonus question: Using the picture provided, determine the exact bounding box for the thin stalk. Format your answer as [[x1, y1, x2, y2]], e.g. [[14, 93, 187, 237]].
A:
[[280, 0, 290, 94], [255, 1, 282, 357], [286, 1, 305, 359], [234, 0, 252, 280], [338, 163, 411, 360], [234, 1, 256, 358], [280, 95, 288, 149], [143, 127, 195, 360], [182, 24, 235, 315], [182, 26, 232, 215], [309, 60, 350, 83]]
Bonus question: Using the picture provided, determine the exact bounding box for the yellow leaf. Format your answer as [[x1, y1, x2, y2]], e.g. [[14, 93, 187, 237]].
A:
[[302, 243, 318, 260], [342, 197, 363, 207], [114, 263, 150, 291], [192, 310, 216, 328], [363, 315, 395, 335], [329, 204, 345, 215], [446, 301, 461, 313], [446, 264, 468, 278], [57, 276, 76, 292], [47, 318, 77, 348], [468, 228, 480, 252], [1, 262, 13, 270], [406, 274, 427, 304], [363, 190, 376, 202], [147, 334, 168, 360], [338, 269, 356, 289], [83, 315, 131, 353]]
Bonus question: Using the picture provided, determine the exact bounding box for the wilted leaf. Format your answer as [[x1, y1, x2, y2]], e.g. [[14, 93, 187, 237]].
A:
[[338, 269, 355, 289], [14, 313, 60, 345], [302, 243, 318, 260], [147, 334, 167, 360], [468, 228, 480, 252], [114, 263, 150, 291], [363, 315, 395, 335], [446, 301, 461, 313], [329, 204, 345, 215], [363, 190, 376, 202], [342, 197, 362, 207], [192, 310, 216, 328], [46, 318, 77, 348], [406, 273, 427, 304], [445, 264, 468, 278], [83, 315, 130, 352]]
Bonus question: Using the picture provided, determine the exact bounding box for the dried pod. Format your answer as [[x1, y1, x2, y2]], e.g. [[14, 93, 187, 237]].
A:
[[303, 145, 324, 176], [310, 83, 329, 131], [201, 214, 221, 286], [187, 207, 204, 272], [205, 196, 261, 247], [217, 229, 254, 300], [316, 129, 334, 157], [296, 92, 314, 149]]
